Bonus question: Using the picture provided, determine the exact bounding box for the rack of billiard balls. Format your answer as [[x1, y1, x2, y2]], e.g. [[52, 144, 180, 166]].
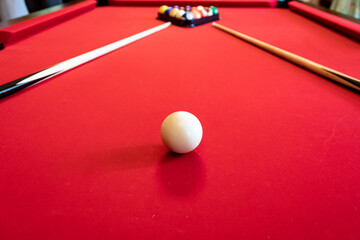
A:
[[157, 5, 219, 27]]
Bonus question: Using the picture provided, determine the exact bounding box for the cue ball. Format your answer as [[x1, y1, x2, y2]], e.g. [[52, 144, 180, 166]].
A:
[[161, 111, 203, 154]]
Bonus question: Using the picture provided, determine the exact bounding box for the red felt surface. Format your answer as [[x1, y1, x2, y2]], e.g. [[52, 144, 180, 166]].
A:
[[0, 5, 360, 240], [289, 1, 360, 42]]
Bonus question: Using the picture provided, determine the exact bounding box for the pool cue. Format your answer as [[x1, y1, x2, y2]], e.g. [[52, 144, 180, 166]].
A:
[[0, 22, 172, 100], [212, 22, 360, 92]]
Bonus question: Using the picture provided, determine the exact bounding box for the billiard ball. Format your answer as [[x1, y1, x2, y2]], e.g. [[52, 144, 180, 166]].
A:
[[205, 7, 213, 16], [164, 7, 173, 15], [175, 9, 186, 20], [184, 12, 195, 21], [161, 111, 203, 154], [169, 8, 179, 17], [210, 6, 219, 15], [191, 9, 202, 19], [158, 5, 168, 14], [197, 6, 207, 17]]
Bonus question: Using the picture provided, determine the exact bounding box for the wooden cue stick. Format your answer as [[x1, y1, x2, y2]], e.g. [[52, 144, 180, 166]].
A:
[[0, 22, 172, 100], [212, 22, 360, 92]]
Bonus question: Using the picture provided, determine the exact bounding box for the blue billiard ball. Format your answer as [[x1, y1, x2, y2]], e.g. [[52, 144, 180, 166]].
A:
[[164, 7, 173, 15]]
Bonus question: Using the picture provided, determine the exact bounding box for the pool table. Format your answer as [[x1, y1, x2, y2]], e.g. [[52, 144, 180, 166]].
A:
[[0, 0, 359, 239]]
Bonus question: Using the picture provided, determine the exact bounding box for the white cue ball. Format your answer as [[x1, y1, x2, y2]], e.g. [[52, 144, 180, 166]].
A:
[[161, 111, 203, 154]]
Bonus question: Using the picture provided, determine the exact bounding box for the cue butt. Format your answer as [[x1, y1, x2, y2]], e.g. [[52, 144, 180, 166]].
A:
[[0, 73, 50, 100], [212, 22, 360, 92], [0, 22, 172, 100]]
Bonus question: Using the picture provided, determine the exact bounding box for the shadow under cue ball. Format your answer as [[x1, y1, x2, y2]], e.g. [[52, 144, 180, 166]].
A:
[[161, 111, 203, 154]]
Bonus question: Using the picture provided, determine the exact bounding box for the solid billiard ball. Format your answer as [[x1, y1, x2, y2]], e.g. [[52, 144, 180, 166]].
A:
[[158, 5, 168, 14], [169, 8, 179, 17], [210, 6, 219, 15], [164, 7, 173, 15], [161, 111, 203, 154]]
